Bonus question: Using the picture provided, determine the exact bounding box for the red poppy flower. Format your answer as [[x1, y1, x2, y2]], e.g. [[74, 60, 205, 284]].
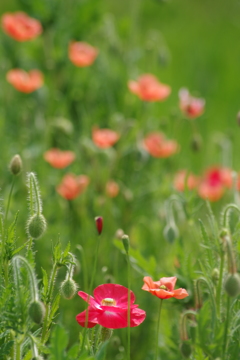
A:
[[2, 12, 42, 41], [174, 170, 199, 192], [198, 166, 232, 202], [179, 88, 205, 119], [57, 174, 89, 200], [92, 127, 120, 149], [143, 132, 179, 158], [6, 69, 43, 93], [106, 180, 119, 198], [128, 74, 171, 102], [44, 148, 75, 169], [76, 283, 146, 329], [142, 276, 189, 300], [69, 41, 98, 67]]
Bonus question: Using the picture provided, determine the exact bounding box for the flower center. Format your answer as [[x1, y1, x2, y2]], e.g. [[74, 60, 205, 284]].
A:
[[101, 298, 116, 306], [159, 285, 169, 291]]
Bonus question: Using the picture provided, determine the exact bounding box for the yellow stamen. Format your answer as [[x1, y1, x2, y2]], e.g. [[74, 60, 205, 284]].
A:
[[101, 298, 116, 306], [159, 285, 168, 291]]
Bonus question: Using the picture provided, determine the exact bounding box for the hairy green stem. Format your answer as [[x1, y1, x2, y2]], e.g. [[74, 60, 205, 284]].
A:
[[126, 254, 131, 360], [5, 177, 15, 224], [222, 296, 231, 359], [155, 299, 163, 360], [216, 250, 225, 319]]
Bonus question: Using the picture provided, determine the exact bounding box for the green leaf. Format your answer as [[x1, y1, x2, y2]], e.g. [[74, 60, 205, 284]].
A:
[[0, 340, 14, 360], [49, 293, 61, 324], [96, 341, 109, 360], [49, 325, 69, 360], [41, 267, 49, 301]]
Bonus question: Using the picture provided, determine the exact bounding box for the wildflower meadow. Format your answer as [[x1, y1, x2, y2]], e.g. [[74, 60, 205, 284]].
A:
[[1, 0, 240, 359]]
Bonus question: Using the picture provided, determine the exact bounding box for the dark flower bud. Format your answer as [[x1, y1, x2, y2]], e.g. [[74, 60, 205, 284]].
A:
[[9, 154, 22, 175], [95, 216, 103, 235], [163, 223, 179, 243], [27, 214, 47, 239], [29, 300, 46, 324], [60, 278, 77, 299], [180, 341, 192, 358], [224, 273, 240, 297]]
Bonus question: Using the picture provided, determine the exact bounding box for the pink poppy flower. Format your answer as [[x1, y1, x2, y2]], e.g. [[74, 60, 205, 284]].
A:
[[143, 132, 179, 158], [57, 174, 89, 200], [92, 127, 120, 149], [6, 69, 43, 93], [198, 166, 232, 202], [128, 74, 171, 102], [76, 283, 146, 329], [2, 12, 42, 41], [106, 180, 119, 198], [174, 170, 199, 192], [44, 148, 75, 169], [69, 41, 98, 67], [179, 88, 205, 119], [142, 276, 189, 300]]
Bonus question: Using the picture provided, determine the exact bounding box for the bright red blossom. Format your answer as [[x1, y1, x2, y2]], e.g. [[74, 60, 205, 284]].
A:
[[69, 41, 98, 67], [92, 128, 120, 149], [179, 88, 205, 119], [2, 12, 42, 41], [128, 74, 171, 102], [198, 167, 232, 202], [76, 284, 146, 329], [143, 132, 179, 158], [44, 148, 75, 169], [6, 69, 43, 93], [142, 276, 189, 300], [57, 174, 89, 200]]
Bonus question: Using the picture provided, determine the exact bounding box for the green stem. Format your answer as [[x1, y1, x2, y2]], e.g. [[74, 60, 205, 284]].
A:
[[155, 299, 163, 360], [222, 204, 240, 229], [15, 340, 21, 360], [216, 250, 225, 319], [127, 255, 131, 360], [5, 177, 15, 224], [41, 303, 50, 345], [222, 296, 231, 359]]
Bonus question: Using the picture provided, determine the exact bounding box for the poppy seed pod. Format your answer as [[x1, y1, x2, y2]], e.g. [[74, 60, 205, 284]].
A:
[[27, 214, 47, 239], [180, 341, 192, 358], [29, 300, 46, 324], [9, 154, 22, 175], [224, 273, 240, 297], [61, 278, 77, 299]]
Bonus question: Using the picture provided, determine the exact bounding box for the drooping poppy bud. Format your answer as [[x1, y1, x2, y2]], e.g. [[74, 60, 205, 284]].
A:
[[180, 341, 192, 358], [224, 273, 240, 297], [27, 214, 47, 239], [95, 216, 103, 235], [9, 154, 22, 175], [29, 300, 46, 324], [60, 278, 77, 299]]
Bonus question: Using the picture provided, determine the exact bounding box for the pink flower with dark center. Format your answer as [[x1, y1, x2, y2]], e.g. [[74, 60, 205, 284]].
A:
[[2, 12, 42, 41], [179, 88, 205, 119], [76, 283, 146, 329], [142, 276, 189, 300], [69, 41, 98, 67], [44, 148, 75, 169], [198, 166, 232, 202], [143, 132, 179, 158], [128, 74, 171, 102]]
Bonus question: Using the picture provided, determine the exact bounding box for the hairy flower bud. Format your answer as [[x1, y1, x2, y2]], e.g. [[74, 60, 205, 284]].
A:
[[29, 300, 46, 324], [60, 278, 77, 299], [180, 341, 192, 358], [27, 214, 47, 239], [224, 273, 240, 297], [9, 154, 22, 175], [100, 327, 113, 342]]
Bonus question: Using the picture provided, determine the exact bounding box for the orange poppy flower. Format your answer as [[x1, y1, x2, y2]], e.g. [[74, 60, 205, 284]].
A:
[[2, 12, 42, 41], [143, 132, 179, 158], [198, 166, 232, 202], [44, 149, 75, 169], [106, 180, 119, 198], [128, 74, 171, 102], [174, 170, 199, 192], [69, 41, 98, 67], [57, 174, 89, 200], [92, 128, 120, 149], [6, 69, 43, 93], [142, 276, 189, 300], [179, 88, 205, 119]]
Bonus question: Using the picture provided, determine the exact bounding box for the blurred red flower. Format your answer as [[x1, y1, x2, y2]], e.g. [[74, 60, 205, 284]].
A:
[[143, 132, 179, 158], [106, 180, 119, 198], [76, 283, 146, 329], [179, 88, 205, 119], [128, 74, 171, 102], [44, 148, 75, 169], [174, 170, 199, 192], [57, 174, 89, 200], [69, 41, 98, 67], [6, 69, 43, 93], [198, 166, 232, 202], [92, 127, 119, 149], [142, 276, 189, 300], [2, 12, 42, 41]]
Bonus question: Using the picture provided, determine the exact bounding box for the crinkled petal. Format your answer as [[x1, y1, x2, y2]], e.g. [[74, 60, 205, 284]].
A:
[[172, 288, 189, 299], [94, 283, 135, 307], [78, 291, 100, 309], [97, 307, 146, 329], [76, 309, 99, 328]]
